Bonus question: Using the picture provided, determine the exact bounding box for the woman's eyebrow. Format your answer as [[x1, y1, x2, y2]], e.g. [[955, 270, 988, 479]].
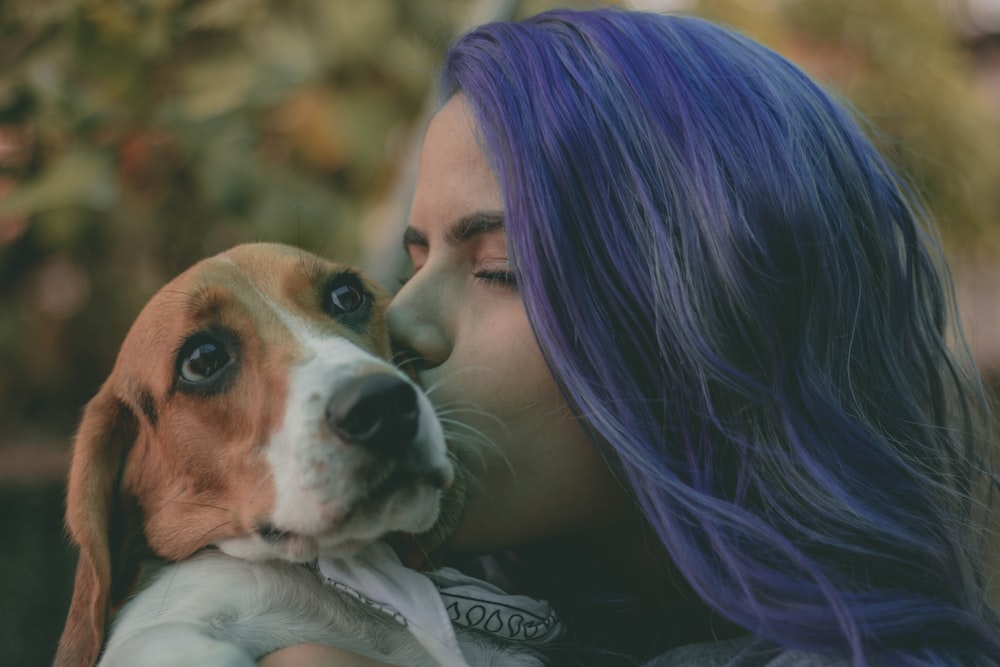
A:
[[402, 226, 427, 249], [402, 212, 505, 252], [444, 211, 505, 245]]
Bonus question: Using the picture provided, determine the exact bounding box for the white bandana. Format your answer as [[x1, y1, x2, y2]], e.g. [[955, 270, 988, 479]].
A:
[[428, 566, 563, 645], [317, 543, 563, 667]]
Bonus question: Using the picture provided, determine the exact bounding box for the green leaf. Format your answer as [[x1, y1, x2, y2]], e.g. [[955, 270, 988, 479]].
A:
[[0, 150, 117, 214], [176, 56, 258, 120]]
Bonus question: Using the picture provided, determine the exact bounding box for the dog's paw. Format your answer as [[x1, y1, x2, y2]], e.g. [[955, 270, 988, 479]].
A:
[[99, 629, 257, 667], [457, 639, 546, 667], [168, 642, 257, 667]]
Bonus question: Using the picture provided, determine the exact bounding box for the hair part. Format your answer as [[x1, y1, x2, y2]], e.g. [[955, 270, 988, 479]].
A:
[[442, 8, 1000, 665]]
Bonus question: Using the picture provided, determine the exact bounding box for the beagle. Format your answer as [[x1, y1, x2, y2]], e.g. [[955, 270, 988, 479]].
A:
[[53, 244, 545, 667]]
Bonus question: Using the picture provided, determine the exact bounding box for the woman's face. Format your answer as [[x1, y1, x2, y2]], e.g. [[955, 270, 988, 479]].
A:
[[387, 96, 633, 553]]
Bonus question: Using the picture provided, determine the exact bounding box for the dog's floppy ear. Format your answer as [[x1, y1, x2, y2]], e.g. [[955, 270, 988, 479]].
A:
[[54, 389, 142, 667]]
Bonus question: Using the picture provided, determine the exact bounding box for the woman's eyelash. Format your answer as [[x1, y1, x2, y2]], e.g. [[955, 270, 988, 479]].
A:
[[474, 270, 518, 289]]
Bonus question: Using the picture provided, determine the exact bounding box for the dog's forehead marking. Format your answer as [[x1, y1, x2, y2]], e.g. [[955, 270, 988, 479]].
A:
[[210, 256, 405, 541], [217, 254, 357, 354]]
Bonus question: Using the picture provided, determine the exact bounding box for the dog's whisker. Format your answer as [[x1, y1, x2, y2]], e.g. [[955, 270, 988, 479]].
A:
[[426, 395, 516, 475], [61, 244, 539, 664], [159, 499, 231, 513], [435, 406, 511, 451], [466, 472, 498, 499], [433, 398, 505, 419], [438, 417, 499, 451], [156, 519, 235, 615], [157, 563, 183, 617], [149, 485, 231, 515], [422, 369, 504, 399], [435, 410, 508, 442], [391, 349, 428, 369], [437, 417, 517, 480]]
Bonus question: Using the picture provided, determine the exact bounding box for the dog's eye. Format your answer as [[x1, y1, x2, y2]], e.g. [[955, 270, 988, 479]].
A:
[[179, 339, 231, 384], [327, 276, 367, 315]]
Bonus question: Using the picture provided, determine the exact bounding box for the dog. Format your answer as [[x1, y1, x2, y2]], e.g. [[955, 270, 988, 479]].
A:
[[53, 243, 551, 667]]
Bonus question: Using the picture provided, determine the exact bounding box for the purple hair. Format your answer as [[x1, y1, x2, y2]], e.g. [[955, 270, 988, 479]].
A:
[[441, 8, 999, 666]]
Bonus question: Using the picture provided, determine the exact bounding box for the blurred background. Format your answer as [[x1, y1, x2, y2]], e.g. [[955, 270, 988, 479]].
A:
[[2, 0, 1000, 664]]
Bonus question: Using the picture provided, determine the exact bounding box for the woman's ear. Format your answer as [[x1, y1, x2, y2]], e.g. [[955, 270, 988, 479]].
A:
[[54, 390, 142, 667]]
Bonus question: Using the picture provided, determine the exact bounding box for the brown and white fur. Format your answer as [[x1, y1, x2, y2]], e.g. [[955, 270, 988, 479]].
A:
[[54, 243, 538, 667]]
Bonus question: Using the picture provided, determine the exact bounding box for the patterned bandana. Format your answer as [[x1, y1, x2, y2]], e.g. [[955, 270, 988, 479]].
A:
[[317, 542, 563, 667]]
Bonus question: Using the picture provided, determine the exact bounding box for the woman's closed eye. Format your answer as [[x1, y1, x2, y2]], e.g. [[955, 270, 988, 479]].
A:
[[473, 268, 518, 290]]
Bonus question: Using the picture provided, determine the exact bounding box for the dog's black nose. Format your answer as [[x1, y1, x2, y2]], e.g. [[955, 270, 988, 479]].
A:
[[326, 373, 419, 456]]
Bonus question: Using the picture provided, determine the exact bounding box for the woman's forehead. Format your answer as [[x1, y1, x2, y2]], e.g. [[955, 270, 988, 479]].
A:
[[411, 96, 503, 232]]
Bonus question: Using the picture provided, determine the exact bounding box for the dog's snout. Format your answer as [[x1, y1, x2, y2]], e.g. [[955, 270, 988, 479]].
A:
[[326, 374, 419, 455]]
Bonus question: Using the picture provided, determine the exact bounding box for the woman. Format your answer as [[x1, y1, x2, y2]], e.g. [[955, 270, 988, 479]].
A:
[[265, 8, 1000, 666]]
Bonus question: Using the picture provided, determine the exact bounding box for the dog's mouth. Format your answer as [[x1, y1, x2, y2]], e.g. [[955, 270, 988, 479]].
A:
[[256, 522, 295, 543], [366, 459, 451, 497], [253, 460, 451, 554]]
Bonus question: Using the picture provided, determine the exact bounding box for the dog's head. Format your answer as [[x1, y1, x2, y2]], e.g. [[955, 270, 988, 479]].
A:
[[55, 243, 455, 666]]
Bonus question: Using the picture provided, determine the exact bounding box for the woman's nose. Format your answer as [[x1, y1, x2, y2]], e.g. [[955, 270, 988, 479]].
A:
[[386, 277, 451, 370]]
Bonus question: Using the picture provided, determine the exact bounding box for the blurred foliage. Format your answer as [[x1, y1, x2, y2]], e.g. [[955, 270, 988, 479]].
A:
[[0, 0, 998, 438], [5, 3, 995, 665], [0, 0, 583, 436], [0, 481, 75, 666], [693, 0, 1000, 252]]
